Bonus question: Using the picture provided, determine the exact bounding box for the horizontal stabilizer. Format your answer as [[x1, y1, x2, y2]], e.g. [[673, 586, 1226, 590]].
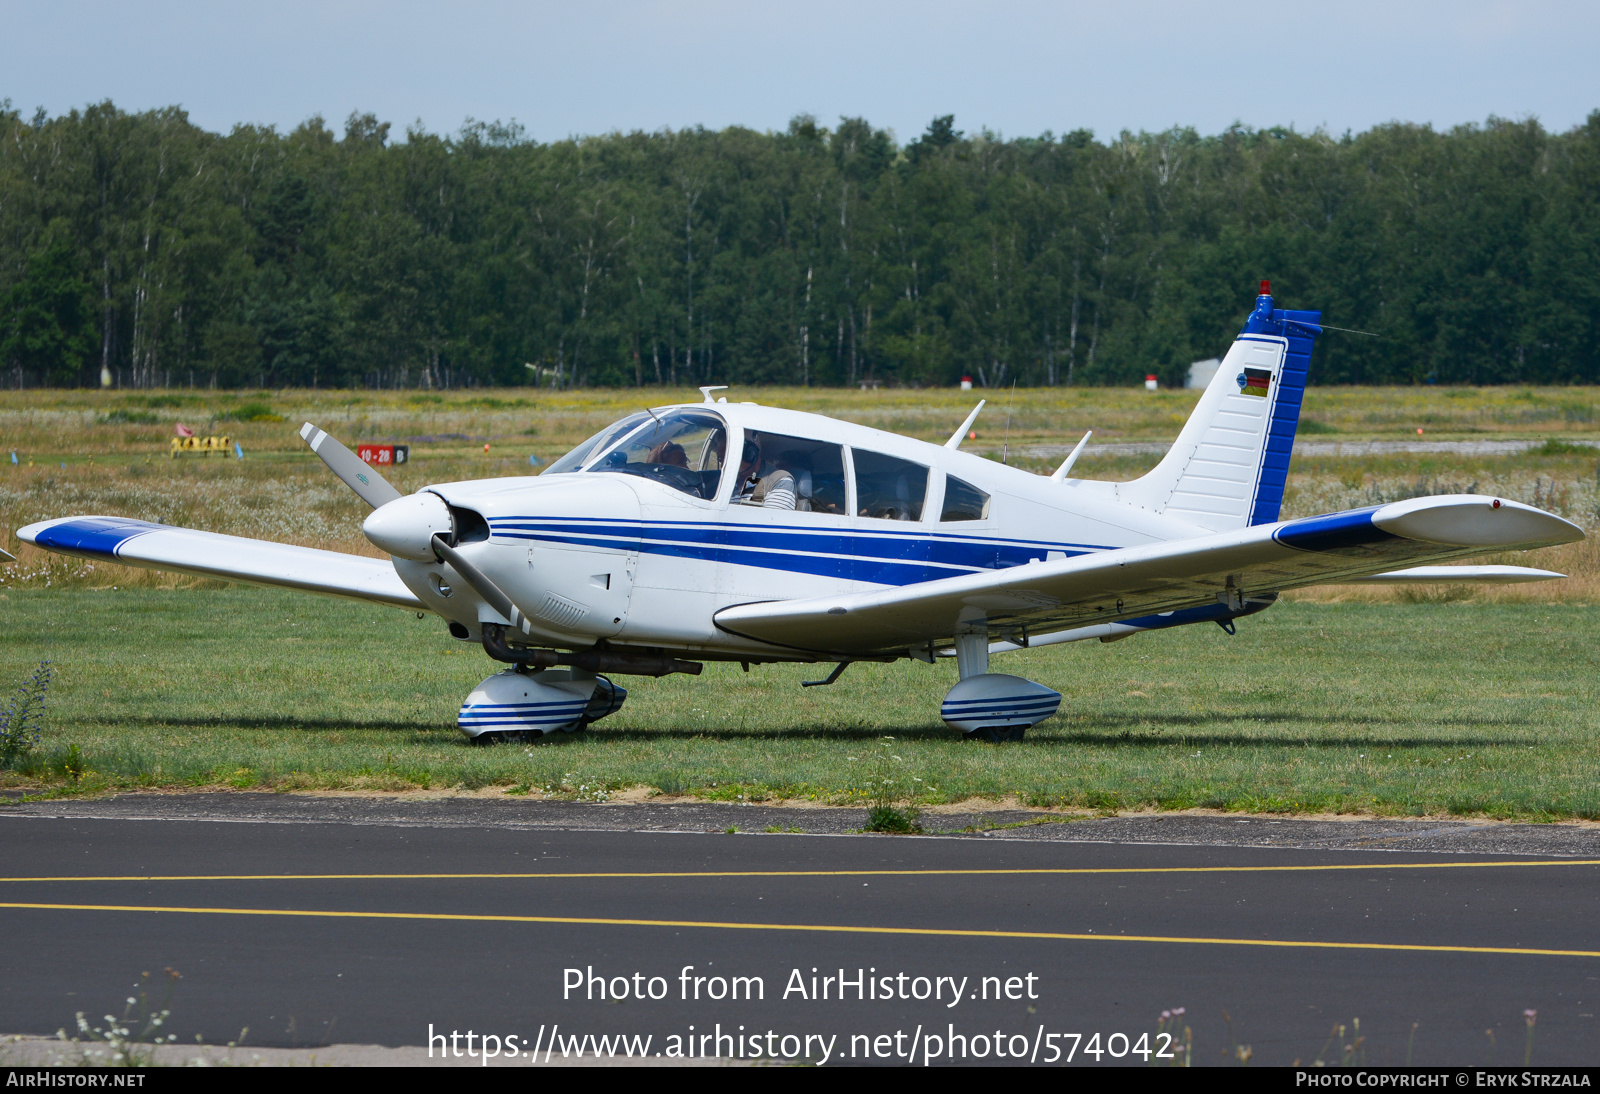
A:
[[713, 495, 1582, 656], [1339, 565, 1565, 584], [18, 516, 422, 610]]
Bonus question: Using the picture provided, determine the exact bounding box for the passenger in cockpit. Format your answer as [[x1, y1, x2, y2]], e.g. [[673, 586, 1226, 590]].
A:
[[777, 451, 812, 511], [735, 438, 797, 510]]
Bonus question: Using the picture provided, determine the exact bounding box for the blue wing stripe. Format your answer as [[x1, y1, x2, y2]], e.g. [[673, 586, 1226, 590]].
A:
[[30, 517, 164, 558], [1273, 507, 1396, 553]]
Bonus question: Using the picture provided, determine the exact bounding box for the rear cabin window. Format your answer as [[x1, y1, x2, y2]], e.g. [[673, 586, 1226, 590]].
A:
[[735, 432, 846, 514], [940, 475, 991, 521], [853, 450, 928, 522], [586, 409, 727, 500]]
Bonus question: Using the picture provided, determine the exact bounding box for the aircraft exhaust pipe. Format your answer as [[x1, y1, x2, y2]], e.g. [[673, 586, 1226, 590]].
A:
[[480, 623, 702, 677]]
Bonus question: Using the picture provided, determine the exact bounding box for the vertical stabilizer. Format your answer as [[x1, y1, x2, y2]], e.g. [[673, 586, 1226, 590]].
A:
[[1117, 284, 1320, 531]]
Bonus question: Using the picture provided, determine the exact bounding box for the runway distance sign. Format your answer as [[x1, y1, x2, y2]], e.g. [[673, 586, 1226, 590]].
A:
[[357, 444, 409, 466]]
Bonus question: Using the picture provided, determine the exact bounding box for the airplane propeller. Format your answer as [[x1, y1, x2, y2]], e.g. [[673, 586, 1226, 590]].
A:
[[428, 533, 539, 638], [299, 422, 403, 509]]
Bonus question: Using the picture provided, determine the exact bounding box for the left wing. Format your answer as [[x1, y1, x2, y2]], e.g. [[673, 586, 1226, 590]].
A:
[[713, 496, 1582, 655], [17, 516, 423, 610]]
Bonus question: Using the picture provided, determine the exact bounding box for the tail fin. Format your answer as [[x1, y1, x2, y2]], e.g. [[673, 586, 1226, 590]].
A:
[[1117, 283, 1321, 532]]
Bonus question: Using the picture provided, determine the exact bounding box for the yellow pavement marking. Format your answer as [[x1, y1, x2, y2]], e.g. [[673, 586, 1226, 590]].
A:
[[0, 901, 1595, 959], [0, 860, 1597, 883]]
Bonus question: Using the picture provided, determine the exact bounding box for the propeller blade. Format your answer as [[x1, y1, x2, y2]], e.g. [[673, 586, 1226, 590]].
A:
[[299, 423, 403, 510]]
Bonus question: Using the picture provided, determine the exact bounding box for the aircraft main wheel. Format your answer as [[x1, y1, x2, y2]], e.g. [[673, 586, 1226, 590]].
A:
[[963, 725, 1028, 744], [942, 674, 1060, 741]]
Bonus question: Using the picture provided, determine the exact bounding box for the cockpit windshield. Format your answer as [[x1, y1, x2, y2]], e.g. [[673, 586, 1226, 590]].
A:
[[585, 409, 727, 500], [542, 412, 651, 476]]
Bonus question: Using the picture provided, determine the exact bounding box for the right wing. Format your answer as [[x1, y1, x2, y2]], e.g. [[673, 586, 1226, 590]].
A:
[[713, 496, 1582, 656], [18, 516, 423, 610]]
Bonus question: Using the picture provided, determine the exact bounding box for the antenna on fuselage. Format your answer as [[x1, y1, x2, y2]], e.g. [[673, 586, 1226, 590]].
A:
[[944, 400, 986, 449], [1001, 381, 1016, 465], [699, 385, 728, 404], [1050, 430, 1093, 482]]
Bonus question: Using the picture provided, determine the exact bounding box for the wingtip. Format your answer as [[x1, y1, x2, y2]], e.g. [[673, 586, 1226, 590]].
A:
[[1374, 495, 1586, 548], [15, 519, 52, 545]]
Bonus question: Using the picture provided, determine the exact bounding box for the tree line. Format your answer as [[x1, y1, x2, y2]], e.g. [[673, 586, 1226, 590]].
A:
[[2, 101, 1598, 390]]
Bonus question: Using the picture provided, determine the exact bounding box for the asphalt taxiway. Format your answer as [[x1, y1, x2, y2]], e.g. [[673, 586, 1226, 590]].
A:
[[1, 795, 1596, 1066]]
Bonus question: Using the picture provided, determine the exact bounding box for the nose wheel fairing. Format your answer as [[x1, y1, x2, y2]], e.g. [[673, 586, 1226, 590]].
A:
[[458, 669, 628, 741]]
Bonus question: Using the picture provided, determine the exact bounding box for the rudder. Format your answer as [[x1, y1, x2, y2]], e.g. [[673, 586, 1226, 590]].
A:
[[1117, 283, 1321, 531]]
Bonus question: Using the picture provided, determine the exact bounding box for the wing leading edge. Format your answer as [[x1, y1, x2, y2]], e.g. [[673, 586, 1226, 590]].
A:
[[17, 516, 423, 610], [712, 496, 1582, 655]]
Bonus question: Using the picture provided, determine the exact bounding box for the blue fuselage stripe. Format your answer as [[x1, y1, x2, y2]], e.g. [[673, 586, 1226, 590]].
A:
[[488, 517, 1107, 588]]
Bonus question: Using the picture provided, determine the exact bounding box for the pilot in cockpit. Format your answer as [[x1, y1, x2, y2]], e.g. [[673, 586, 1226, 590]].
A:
[[648, 440, 689, 468]]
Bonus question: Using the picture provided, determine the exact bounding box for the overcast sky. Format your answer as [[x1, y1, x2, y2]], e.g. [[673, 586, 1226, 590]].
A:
[[4, 1, 1597, 144]]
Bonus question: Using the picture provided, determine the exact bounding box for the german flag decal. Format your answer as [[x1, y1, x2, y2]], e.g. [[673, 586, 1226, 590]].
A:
[[1236, 367, 1272, 397]]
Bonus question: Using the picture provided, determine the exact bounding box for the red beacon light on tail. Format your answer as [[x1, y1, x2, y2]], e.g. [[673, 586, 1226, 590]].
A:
[[1248, 279, 1276, 324]]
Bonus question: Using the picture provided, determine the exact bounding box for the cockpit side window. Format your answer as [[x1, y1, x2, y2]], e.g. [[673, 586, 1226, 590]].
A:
[[853, 450, 928, 522], [733, 432, 846, 514], [940, 475, 991, 521], [586, 409, 726, 500], [543, 412, 650, 475]]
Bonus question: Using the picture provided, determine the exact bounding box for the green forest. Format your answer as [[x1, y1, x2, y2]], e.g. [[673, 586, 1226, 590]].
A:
[[2, 102, 1598, 390]]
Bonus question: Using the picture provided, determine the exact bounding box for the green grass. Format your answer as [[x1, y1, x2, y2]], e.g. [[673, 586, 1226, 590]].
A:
[[2, 587, 1597, 819]]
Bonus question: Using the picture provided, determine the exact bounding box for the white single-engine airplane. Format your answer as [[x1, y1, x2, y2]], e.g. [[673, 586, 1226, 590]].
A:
[[20, 283, 1583, 742]]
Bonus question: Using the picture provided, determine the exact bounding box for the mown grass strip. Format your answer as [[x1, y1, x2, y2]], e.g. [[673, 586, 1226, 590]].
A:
[[4, 589, 1600, 819]]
